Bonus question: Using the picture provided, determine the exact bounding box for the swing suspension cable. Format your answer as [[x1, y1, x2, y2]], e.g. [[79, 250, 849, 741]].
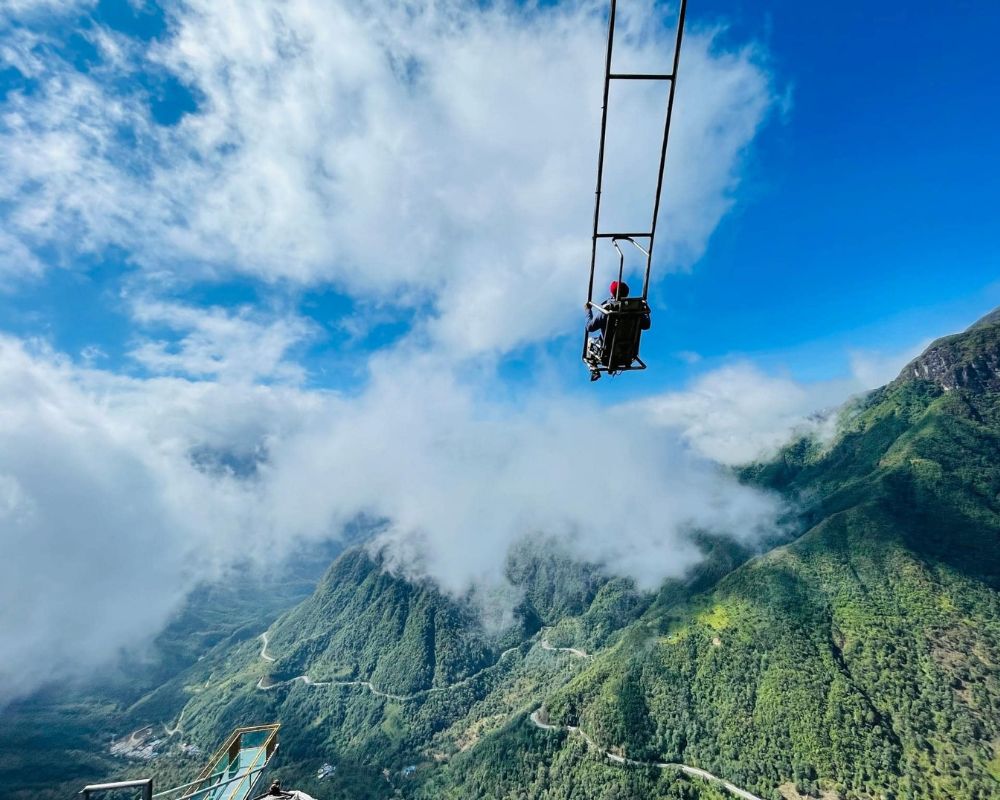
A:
[[585, 0, 688, 310]]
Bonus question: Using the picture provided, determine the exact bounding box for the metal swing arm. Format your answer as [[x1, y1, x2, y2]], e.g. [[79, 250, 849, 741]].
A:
[[582, 0, 687, 371], [611, 236, 651, 291]]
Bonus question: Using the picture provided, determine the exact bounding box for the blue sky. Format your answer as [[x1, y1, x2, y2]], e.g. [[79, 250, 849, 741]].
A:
[[1, 0, 996, 399], [647, 0, 1000, 385], [1, 0, 998, 700]]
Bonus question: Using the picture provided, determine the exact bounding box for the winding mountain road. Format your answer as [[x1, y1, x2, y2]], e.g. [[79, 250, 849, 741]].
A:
[[259, 632, 276, 663], [539, 639, 590, 658], [254, 635, 524, 702], [162, 710, 185, 737], [529, 710, 764, 800], [252, 629, 765, 800], [257, 674, 412, 702]]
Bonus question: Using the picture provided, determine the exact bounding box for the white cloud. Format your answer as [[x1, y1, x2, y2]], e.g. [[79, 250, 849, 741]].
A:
[[0, 336, 784, 703], [269, 349, 783, 595], [128, 300, 314, 382], [0, 340, 218, 701], [0, 229, 46, 287], [639, 363, 834, 465], [639, 341, 927, 465], [0, 0, 93, 20], [1, 0, 778, 353], [848, 341, 930, 390]]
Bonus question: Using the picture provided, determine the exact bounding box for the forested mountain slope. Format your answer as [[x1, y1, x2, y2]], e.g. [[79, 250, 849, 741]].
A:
[[132, 542, 652, 799], [503, 312, 1000, 800], [261, 549, 503, 694]]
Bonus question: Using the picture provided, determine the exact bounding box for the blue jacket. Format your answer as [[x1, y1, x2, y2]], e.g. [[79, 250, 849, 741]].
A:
[[586, 298, 651, 334]]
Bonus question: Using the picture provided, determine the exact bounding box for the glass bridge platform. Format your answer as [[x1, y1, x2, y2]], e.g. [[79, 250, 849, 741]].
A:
[[82, 724, 280, 800]]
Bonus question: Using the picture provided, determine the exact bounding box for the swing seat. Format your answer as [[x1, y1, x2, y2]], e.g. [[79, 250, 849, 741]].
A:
[[594, 298, 649, 373]]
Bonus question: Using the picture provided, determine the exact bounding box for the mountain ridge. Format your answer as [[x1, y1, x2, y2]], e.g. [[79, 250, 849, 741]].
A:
[[967, 307, 1000, 331], [526, 314, 1000, 799], [894, 305, 1000, 393]]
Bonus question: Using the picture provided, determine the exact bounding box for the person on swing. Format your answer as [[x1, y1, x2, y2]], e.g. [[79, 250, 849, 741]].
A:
[[584, 281, 650, 381]]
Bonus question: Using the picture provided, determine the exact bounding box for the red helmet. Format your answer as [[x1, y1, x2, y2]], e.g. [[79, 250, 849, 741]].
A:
[[609, 281, 630, 298]]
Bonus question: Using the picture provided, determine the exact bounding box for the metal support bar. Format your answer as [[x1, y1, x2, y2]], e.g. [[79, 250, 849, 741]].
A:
[[612, 238, 626, 298], [613, 236, 651, 258], [595, 232, 652, 239], [591, 360, 647, 374], [82, 780, 153, 800], [587, 0, 617, 308], [152, 778, 206, 797], [645, 0, 688, 300], [609, 73, 673, 81], [583, 0, 619, 365]]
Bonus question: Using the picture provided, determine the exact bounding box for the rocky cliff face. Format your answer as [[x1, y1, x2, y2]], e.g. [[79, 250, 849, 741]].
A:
[[896, 307, 1000, 393]]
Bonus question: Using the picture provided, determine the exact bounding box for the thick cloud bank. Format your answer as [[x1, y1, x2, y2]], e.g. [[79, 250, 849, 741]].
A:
[[640, 344, 930, 465], [0, 339, 782, 702]]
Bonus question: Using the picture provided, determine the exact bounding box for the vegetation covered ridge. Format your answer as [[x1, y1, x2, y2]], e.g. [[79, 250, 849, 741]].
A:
[[893, 305, 1000, 393], [532, 313, 1000, 800], [529, 707, 765, 800]]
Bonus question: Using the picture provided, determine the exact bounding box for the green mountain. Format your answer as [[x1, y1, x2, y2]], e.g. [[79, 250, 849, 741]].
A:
[[130, 542, 651, 799], [10, 310, 1000, 800], [520, 313, 1000, 800]]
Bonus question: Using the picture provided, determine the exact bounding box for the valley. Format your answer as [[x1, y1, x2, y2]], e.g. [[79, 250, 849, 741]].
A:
[[5, 312, 1000, 800]]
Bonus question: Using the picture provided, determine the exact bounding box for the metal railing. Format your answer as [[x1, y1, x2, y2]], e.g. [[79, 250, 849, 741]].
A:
[[82, 779, 153, 800], [82, 724, 280, 800], [157, 761, 274, 800]]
